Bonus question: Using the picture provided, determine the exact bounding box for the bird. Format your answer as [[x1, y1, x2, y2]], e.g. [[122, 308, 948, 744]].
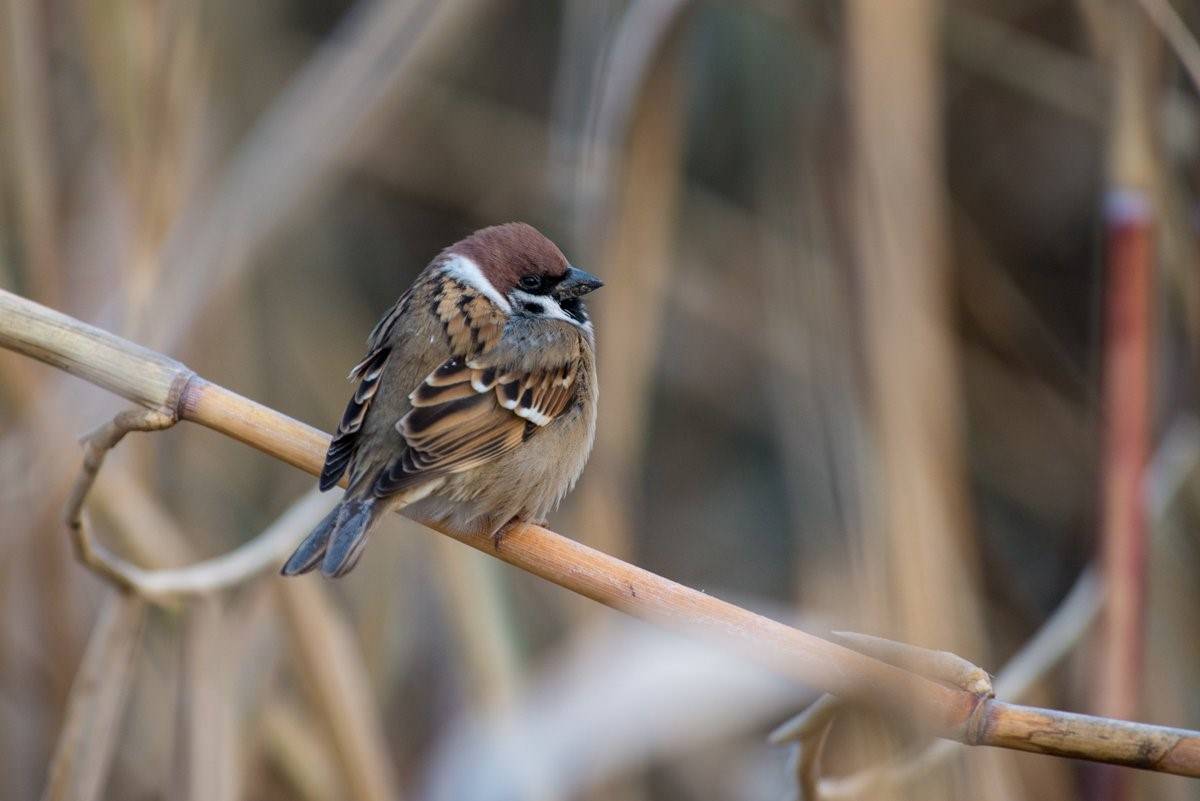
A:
[[281, 222, 603, 578]]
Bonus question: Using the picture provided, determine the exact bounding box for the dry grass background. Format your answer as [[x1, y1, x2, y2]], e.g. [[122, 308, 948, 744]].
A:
[[1, 1, 1199, 800]]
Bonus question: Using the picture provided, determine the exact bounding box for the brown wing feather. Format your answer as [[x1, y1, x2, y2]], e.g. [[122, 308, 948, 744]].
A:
[[329, 271, 584, 501], [373, 310, 584, 499], [321, 275, 502, 493], [320, 344, 390, 490], [318, 285, 422, 491], [434, 283, 504, 356]]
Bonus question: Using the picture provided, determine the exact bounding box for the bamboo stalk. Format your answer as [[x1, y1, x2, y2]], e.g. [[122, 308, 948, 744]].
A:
[[3, 287, 1200, 778]]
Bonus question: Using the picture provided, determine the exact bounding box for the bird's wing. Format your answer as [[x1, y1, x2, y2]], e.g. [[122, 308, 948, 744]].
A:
[[317, 289, 411, 491], [371, 312, 585, 499], [318, 272, 499, 491]]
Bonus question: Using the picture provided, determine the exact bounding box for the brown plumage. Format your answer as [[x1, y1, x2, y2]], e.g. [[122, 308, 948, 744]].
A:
[[283, 223, 602, 578]]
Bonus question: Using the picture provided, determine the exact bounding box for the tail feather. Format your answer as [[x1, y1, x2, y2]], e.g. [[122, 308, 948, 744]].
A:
[[280, 499, 379, 578], [281, 476, 445, 579], [321, 500, 380, 578], [281, 505, 341, 576]]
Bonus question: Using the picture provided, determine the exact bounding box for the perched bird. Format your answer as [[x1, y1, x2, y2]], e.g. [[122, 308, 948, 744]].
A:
[[282, 222, 602, 578]]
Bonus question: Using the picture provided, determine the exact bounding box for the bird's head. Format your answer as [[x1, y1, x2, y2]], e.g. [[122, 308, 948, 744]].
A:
[[447, 222, 603, 327]]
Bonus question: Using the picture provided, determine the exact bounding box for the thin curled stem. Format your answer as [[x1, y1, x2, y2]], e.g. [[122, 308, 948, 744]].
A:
[[65, 408, 176, 593]]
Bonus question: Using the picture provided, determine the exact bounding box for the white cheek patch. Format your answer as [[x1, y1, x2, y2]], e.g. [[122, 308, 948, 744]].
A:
[[509, 289, 579, 325], [442, 254, 512, 313]]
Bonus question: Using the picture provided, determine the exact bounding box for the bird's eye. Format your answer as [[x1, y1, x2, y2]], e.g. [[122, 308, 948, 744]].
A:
[[519, 275, 541, 291]]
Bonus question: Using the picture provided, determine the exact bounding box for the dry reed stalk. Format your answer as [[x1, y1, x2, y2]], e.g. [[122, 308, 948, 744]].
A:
[[750, 44, 866, 611], [96, 480, 385, 801], [1, 0, 61, 308], [1097, 204, 1153, 720], [548, 0, 622, 235], [93, 469, 199, 568], [1098, 0, 1160, 735], [426, 538, 558, 801], [816, 569, 1103, 799], [0, 0, 474, 545], [4, 7, 479, 790], [57, 431, 394, 801], [761, 215, 838, 611], [5, 289, 1200, 778], [1136, 0, 1200, 92], [146, 0, 487, 354], [574, 0, 687, 564], [75, 1, 207, 335], [1, 0, 76, 707], [846, 0, 983, 663], [260, 703, 341, 801], [428, 536, 524, 712], [39, 596, 146, 801], [276, 580, 402, 801], [1093, 6, 1161, 798], [98, 474, 396, 801], [0, 0, 488, 522], [176, 597, 237, 801], [845, 1, 1002, 796], [946, 7, 1105, 123]]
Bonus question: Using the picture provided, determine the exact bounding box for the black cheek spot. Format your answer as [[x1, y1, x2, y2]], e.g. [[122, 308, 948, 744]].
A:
[[560, 297, 586, 323], [524, 302, 544, 315]]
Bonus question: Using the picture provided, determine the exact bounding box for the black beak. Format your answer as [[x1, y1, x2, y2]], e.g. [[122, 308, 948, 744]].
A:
[[554, 266, 604, 300]]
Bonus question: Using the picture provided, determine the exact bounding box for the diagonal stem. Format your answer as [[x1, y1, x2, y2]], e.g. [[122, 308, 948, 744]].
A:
[[3, 287, 1200, 778]]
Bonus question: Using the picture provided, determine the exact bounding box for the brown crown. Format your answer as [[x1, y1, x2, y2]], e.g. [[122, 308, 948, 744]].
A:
[[447, 222, 569, 295]]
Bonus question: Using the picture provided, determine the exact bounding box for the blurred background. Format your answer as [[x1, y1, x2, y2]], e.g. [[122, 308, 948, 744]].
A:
[[2, 0, 1199, 799]]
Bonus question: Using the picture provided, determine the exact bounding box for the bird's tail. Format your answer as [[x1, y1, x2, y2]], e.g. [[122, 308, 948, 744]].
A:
[[281, 496, 383, 578]]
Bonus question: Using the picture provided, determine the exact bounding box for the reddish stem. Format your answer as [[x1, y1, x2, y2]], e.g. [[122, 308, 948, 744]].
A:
[[1095, 189, 1153, 799]]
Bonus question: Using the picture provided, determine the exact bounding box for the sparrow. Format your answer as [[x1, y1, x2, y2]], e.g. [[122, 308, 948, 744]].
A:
[[282, 222, 602, 578]]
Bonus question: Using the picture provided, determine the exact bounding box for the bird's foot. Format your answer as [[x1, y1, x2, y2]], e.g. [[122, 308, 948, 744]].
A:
[[489, 516, 549, 550], [491, 517, 522, 550]]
